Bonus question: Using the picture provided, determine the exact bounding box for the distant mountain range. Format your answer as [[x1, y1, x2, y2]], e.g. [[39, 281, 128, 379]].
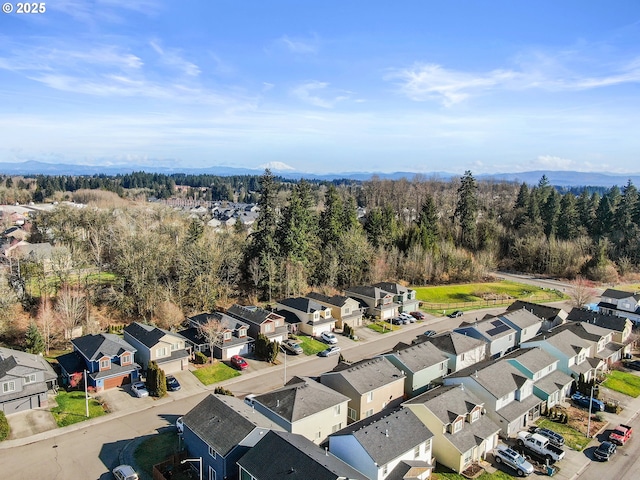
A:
[[0, 160, 638, 188]]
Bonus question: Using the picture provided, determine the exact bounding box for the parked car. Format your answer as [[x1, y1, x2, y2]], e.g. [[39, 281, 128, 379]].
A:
[[624, 360, 640, 371], [423, 330, 437, 337], [131, 381, 149, 398], [609, 424, 633, 445], [494, 444, 534, 477], [516, 432, 565, 463], [410, 311, 426, 320], [594, 441, 616, 461], [230, 355, 249, 370], [282, 339, 304, 355], [400, 313, 415, 323], [113, 464, 139, 480], [166, 375, 181, 391], [176, 416, 184, 434], [448, 310, 463, 318], [571, 392, 605, 412], [534, 427, 565, 448], [391, 317, 404, 325], [320, 331, 338, 344], [318, 345, 341, 357]]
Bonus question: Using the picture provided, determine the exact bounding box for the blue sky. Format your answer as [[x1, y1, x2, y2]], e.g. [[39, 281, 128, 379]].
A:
[[1, 1, 640, 174]]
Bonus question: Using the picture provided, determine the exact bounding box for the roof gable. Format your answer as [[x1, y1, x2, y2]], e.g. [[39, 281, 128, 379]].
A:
[[72, 333, 136, 361]]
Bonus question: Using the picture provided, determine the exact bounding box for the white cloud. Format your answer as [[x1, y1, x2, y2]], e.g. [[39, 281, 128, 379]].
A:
[[536, 155, 576, 170], [150, 40, 200, 77], [278, 35, 318, 54], [291, 81, 349, 108]]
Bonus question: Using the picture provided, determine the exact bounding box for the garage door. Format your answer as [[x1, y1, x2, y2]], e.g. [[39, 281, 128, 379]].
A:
[[224, 344, 250, 360], [103, 374, 129, 390]]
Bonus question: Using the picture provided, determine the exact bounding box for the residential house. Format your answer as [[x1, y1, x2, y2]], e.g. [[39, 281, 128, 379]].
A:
[[344, 286, 397, 321], [181, 394, 283, 480], [306, 292, 363, 329], [320, 357, 405, 423], [123, 322, 189, 374], [562, 321, 623, 367], [329, 407, 434, 480], [372, 282, 420, 314], [598, 288, 640, 325], [57, 333, 139, 392], [521, 326, 600, 382], [505, 347, 573, 413], [226, 305, 288, 344], [245, 376, 349, 444], [404, 385, 501, 474], [0, 347, 58, 415], [179, 312, 253, 360], [443, 358, 541, 437], [384, 342, 449, 397], [567, 308, 635, 356], [506, 301, 568, 331], [495, 310, 543, 345], [454, 317, 517, 359], [275, 297, 336, 337], [237, 430, 368, 480], [418, 332, 487, 374]]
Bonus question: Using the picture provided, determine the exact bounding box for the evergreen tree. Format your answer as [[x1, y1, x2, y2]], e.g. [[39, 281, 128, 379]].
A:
[[25, 322, 45, 355], [416, 194, 439, 250], [277, 180, 317, 264], [319, 185, 345, 248], [453, 171, 479, 250], [576, 190, 598, 236], [557, 193, 580, 240], [541, 189, 561, 238]]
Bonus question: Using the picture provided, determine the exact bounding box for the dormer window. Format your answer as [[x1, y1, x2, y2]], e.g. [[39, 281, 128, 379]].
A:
[[471, 409, 480, 423], [100, 359, 111, 370], [239, 328, 247, 337], [24, 373, 37, 384], [121, 354, 131, 365], [453, 418, 463, 433], [313, 312, 320, 321], [223, 332, 232, 341]]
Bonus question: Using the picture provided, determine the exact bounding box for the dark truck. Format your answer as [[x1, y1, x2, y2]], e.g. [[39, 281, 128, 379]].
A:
[[516, 432, 565, 463]]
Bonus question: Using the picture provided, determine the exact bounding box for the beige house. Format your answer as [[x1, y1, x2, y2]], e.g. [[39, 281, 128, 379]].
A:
[[123, 322, 189, 374], [306, 292, 364, 329], [321, 357, 405, 423], [404, 385, 500, 474], [275, 297, 336, 337], [245, 376, 349, 445]]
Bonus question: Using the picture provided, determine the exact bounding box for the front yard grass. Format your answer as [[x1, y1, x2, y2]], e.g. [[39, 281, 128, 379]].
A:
[[602, 370, 640, 397], [367, 321, 400, 334], [51, 390, 106, 427], [535, 418, 591, 451], [134, 430, 191, 480], [191, 362, 241, 385], [296, 335, 329, 355]]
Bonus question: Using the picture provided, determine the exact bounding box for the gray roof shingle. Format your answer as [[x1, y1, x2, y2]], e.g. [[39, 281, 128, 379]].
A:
[[325, 357, 404, 394], [72, 333, 136, 361]]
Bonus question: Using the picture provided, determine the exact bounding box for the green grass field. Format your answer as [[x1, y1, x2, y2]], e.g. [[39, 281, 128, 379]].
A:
[[602, 370, 640, 398], [191, 362, 241, 385], [367, 321, 400, 334], [51, 390, 106, 427], [535, 418, 589, 451], [134, 431, 192, 480], [296, 335, 329, 355]]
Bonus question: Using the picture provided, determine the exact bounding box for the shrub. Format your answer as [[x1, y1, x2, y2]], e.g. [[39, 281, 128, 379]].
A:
[[0, 411, 9, 441], [194, 351, 208, 364], [214, 386, 234, 396]]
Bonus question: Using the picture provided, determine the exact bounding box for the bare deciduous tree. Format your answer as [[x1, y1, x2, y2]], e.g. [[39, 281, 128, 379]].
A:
[[197, 318, 226, 362], [55, 284, 86, 340], [154, 301, 185, 331], [568, 276, 598, 308], [37, 296, 56, 355]]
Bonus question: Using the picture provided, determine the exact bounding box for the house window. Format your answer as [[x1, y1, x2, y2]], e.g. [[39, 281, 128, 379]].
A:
[[156, 347, 167, 357], [223, 332, 232, 341], [348, 408, 357, 420], [240, 469, 255, 480], [332, 423, 342, 433], [100, 359, 110, 369], [208, 446, 217, 458], [463, 449, 473, 466], [264, 323, 273, 333], [366, 391, 374, 403], [414, 444, 421, 459], [471, 409, 480, 422], [171, 342, 180, 351], [121, 354, 131, 365], [364, 409, 374, 418], [334, 405, 341, 416], [345, 308, 350, 315], [24, 373, 37, 384], [209, 466, 216, 480], [239, 329, 247, 337], [453, 419, 463, 433], [2, 381, 16, 393]]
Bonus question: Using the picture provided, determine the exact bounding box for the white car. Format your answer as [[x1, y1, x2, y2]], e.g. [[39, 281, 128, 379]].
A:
[[320, 331, 338, 344], [131, 381, 149, 398], [113, 464, 139, 480]]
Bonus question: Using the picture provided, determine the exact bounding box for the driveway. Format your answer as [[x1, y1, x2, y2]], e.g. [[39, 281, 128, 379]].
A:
[[7, 407, 58, 440]]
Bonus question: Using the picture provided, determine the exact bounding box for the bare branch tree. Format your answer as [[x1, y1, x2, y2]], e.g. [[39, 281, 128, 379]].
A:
[[37, 296, 56, 355], [55, 284, 86, 340], [197, 318, 225, 362], [154, 300, 185, 331], [568, 276, 598, 308]]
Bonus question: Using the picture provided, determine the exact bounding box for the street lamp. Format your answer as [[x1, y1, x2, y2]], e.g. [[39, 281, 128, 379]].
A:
[[181, 457, 202, 480], [280, 346, 287, 386]]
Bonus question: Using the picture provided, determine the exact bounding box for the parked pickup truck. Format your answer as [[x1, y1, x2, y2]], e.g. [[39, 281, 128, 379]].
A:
[[516, 432, 565, 463], [609, 424, 633, 445]]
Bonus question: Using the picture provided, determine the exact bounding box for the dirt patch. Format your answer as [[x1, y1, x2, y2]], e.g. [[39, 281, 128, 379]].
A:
[[566, 405, 607, 437]]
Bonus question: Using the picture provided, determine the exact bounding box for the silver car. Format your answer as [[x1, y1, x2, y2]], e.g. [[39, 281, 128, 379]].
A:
[[494, 444, 534, 476]]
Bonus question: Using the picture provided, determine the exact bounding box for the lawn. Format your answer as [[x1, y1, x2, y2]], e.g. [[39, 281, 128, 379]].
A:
[[134, 430, 191, 480], [191, 362, 241, 385], [295, 335, 329, 355], [51, 390, 106, 427], [602, 370, 640, 397], [367, 321, 401, 334], [535, 418, 591, 451], [413, 281, 566, 314]]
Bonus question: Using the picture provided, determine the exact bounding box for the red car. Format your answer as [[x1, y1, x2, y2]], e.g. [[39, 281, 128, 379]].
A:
[[230, 355, 248, 370]]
